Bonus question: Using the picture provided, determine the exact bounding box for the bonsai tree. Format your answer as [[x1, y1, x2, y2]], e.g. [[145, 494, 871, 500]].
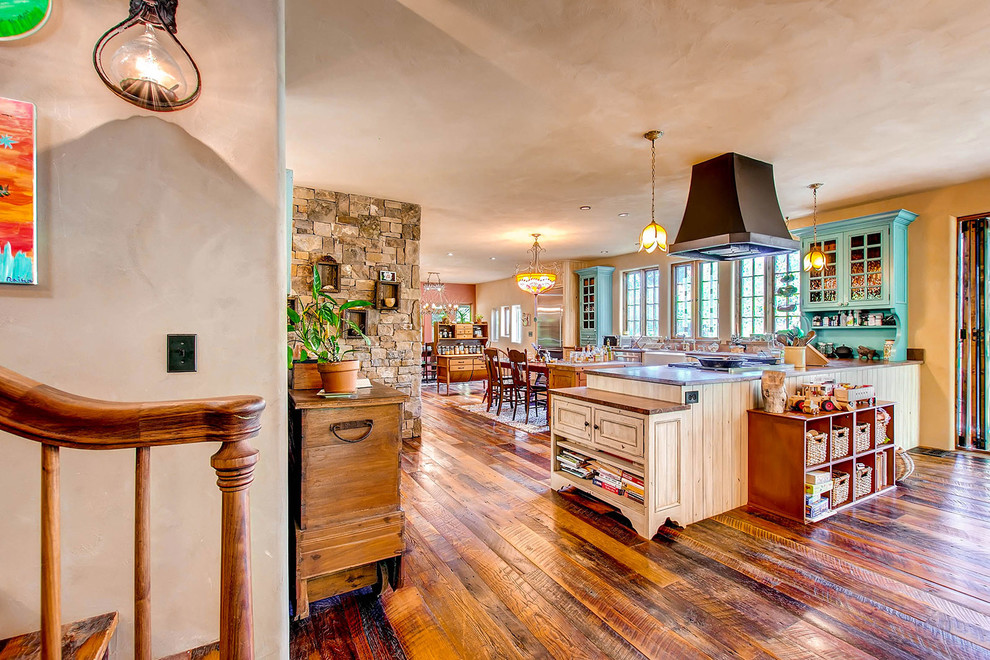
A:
[[287, 264, 372, 368]]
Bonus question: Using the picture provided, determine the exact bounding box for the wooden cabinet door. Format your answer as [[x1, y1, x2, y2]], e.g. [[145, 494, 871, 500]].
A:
[[553, 399, 593, 442], [593, 408, 645, 459]]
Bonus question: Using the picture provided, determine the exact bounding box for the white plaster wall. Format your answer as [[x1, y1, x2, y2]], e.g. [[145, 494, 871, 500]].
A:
[[0, 0, 288, 657]]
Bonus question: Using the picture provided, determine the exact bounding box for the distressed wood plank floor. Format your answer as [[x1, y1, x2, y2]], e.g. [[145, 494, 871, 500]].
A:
[[290, 383, 990, 659]]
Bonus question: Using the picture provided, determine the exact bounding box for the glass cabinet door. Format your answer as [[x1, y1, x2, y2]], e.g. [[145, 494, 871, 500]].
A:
[[846, 229, 887, 307], [581, 275, 596, 331], [804, 235, 841, 309]]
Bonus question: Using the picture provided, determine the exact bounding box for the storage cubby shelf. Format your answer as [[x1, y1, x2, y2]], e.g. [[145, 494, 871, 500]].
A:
[[748, 402, 897, 524]]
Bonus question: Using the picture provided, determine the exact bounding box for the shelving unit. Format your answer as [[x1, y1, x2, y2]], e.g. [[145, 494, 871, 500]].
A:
[[432, 322, 489, 395], [747, 402, 896, 523], [791, 209, 916, 361]]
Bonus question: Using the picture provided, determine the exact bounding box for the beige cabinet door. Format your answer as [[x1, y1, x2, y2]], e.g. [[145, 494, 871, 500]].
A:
[[593, 408, 645, 459], [553, 399, 593, 442]]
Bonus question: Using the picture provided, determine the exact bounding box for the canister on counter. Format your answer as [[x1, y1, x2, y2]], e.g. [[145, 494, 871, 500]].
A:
[[883, 339, 895, 361]]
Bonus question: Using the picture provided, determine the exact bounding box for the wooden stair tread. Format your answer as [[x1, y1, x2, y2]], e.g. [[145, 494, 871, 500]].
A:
[[0, 612, 118, 660], [160, 641, 220, 660], [381, 587, 460, 659]]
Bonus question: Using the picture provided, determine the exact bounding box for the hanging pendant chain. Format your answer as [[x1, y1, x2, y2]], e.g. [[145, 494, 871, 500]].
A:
[[651, 138, 657, 223], [812, 185, 818, 244]]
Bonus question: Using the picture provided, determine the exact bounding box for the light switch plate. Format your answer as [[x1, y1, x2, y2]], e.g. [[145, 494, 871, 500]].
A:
[[167, 334, 197, 373]]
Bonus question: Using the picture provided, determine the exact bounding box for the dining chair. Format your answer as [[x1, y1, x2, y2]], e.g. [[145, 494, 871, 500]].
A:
[[483, 348, 513, 414], [507, 349, 548, 423]]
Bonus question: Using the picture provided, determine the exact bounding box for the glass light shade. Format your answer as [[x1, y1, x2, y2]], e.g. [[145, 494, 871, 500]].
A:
[[93, 1, 201, 112], [805, 245, 826, 272], [638, 221, 668, 254], [516, 272, 557, 295]]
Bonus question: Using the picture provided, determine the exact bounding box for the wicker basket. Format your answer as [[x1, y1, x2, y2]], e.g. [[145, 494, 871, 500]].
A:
[[855, 463, 873, 498], [876, 408, 892, 445], [854, 423, 871, 453], [806, 430, 828, 466], [894, 447, 915, 482], [831, 427, 850, 459], [831, 472, 850, 508]]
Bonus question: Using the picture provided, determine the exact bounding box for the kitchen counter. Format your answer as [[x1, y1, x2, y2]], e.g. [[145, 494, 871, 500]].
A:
[[547, 360, 635, 390], [549, 386, 688, 415], [589, 358, 924, 387]]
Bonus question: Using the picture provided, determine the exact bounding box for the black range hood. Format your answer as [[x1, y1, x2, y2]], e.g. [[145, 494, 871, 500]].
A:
[[669, 152, 800, 261]]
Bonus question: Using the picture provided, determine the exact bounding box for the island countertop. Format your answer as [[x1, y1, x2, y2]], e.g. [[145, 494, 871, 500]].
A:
[[587, 358, 924, 386], [550, 386, 689, 415]]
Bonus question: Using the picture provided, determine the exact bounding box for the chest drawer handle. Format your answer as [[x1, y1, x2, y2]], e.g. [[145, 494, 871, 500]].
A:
[[330, 419, 375, 443]]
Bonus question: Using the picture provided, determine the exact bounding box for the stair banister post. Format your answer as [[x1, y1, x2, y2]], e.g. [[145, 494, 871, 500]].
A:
[[210, 439, 259, 660]]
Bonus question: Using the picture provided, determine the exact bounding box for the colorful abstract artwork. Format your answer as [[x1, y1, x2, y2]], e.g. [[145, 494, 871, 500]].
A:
[[0, 97, 36, 285], [0, 0, 51, 40]]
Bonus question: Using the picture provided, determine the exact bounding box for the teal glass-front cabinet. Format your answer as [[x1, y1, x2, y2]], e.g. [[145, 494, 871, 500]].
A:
[[791, 209, 916, 360], [575, 266, 614, 346]]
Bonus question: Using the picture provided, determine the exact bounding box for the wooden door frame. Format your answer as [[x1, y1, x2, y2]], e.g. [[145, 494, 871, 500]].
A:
[[956, 212, 990, 449]]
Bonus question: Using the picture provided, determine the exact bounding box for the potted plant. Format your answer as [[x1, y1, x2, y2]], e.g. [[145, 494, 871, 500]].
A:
[[287, 264, 372, 393]]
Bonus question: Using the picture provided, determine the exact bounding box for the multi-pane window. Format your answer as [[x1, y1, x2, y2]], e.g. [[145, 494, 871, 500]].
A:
[[772, 253, 802, 331], [622, 268, 661, 336], [673, 264, 693, 337], [736, 253, 802, 337], [698, 262, 719, 338], [739, 257, 767, 337]]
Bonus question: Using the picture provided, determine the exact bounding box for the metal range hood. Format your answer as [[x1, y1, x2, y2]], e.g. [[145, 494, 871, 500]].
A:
[[669, 152, 800, 261]]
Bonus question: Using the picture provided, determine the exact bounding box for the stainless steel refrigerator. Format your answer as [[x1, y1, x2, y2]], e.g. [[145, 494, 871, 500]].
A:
[[536, 287, 564, 357]]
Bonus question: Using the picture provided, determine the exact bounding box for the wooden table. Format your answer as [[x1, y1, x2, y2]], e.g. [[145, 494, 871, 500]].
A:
[[289, 383, 408, 618]]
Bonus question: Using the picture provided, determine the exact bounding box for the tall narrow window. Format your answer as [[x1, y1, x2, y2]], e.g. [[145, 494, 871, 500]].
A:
[[510, 304, 522, 343], [772, 253, 802, 331], [739, 257, 767, 337], [698, 261, 719, 338], [490, 308, 499, 339], [644, 268, 660, 336], [624, 270, 643, 336], [673, 264, 693, 337]]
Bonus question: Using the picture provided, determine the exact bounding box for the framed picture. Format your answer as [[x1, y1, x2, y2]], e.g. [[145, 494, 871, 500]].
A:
[[0, 97, 36, 285], [521, 313, 531, 327], [379, 270, 396, 282]]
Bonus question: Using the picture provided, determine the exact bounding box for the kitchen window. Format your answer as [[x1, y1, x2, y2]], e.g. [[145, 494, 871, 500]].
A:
[[672, 263, 693, 337], [698, 261, 719, 338], [622, 267, 660, 336], [736, 253, 802, 337], [510, 304, 522, 343]]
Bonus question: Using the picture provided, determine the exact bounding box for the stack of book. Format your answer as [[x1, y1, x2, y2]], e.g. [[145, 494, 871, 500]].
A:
[[621, 471, 644, 503], [557, 449, 593, 479], [805, 470, 833, 518], [588, 460, 624, 495]]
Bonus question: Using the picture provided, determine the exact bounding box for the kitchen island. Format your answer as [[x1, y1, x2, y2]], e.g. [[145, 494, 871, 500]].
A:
[[584, 359, 921, 523]]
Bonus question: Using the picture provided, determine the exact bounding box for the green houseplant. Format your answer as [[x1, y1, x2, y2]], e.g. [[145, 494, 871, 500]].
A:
[[287, 264, 373, 393]]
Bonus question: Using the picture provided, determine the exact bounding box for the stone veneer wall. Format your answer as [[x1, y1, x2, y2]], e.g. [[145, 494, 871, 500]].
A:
[[291, 187, 422, 437]]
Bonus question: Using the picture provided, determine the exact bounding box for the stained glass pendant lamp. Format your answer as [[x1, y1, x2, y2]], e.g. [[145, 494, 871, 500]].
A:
[[93, 0, 202, 112], [803, 183, 826, 272], [516, 234, 557, 295], [638, 130, 668, 254]]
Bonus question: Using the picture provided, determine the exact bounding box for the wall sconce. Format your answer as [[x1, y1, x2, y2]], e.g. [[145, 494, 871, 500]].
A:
[[93, 0, 201, 112]]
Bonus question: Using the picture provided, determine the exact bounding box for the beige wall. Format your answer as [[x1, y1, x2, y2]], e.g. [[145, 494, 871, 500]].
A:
[[475, 277, 537, 353], [786, 177, 990, 451], [0, 1, 287, 657]]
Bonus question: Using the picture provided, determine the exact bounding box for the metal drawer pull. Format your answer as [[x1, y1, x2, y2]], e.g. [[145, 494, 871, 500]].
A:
[[330, 419, 375, 443]]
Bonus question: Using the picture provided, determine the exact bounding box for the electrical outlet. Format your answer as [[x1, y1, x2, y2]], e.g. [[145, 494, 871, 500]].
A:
[[685, 390, 699, 404], [167, 334, 197, 373]]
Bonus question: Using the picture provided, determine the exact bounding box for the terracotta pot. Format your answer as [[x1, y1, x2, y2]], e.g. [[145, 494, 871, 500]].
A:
[[317, 360, 360, 393]]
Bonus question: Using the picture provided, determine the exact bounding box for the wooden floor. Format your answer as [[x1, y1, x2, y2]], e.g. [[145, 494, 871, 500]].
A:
[[291, 382, 990, 659]]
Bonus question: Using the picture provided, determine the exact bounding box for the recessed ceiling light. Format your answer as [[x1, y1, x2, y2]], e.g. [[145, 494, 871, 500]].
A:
[[618, 212, 629, 217], [601, 250, 609, 254], [579, 205, 592, 210], [490, 257, 496, 260], [447, 252, 453, 256]]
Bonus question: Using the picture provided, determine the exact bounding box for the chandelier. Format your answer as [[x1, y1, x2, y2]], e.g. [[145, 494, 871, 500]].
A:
[[803, 183, 826, 272], [516, 234, 558, 295], [638, 130, 668, 253], [422, 272, 459, 314]]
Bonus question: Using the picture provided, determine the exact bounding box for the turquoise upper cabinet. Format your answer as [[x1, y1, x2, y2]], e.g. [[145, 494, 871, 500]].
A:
[[792, 210, 914, 311], [575, 266, 614, 346]]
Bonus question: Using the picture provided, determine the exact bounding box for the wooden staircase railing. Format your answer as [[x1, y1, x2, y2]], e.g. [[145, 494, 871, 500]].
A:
[[0, 365, 265, 660]]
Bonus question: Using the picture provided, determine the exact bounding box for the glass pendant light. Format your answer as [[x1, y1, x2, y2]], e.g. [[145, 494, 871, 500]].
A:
[[804, 183, 826, 272], [515, 234, 558, 295], [423, 272, 459, 315], [93, 0, 201, 112], [638, 130, 668, 254]]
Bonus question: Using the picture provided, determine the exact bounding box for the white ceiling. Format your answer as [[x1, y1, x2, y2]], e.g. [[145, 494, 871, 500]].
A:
[[286, 0, 990, 283]]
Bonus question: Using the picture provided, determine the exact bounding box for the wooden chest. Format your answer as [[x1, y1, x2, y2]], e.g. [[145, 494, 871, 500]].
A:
[[289, 384, 408, 618]]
